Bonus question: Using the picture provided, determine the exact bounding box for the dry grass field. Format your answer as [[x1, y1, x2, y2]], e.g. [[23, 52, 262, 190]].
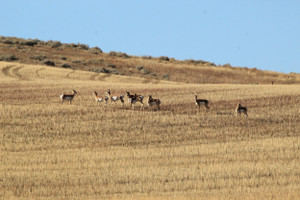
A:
[[1, 61, 300, 199]]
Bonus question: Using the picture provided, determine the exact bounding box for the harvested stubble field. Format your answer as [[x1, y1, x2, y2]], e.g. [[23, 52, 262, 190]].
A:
[[0, 61, 300, 199]]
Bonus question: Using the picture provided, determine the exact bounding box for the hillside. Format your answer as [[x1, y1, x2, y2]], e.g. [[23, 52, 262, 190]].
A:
[[1, 36, 299, 84], [0, 61, 300, 199]]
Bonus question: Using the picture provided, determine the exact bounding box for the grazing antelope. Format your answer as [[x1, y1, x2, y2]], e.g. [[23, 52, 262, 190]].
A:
[[60, 90, 77, 104], [93, 91, 108, 105], [195, 94, 210, 111], [148, 95, 161, 110], [235, 103, 248, 118], [126, 91, 144, 110]]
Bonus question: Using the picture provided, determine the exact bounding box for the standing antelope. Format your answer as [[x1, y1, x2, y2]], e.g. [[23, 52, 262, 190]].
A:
[[235, 103, 248, 118], [60, 90, 77, 104], [93, 91, 108, 105], [126, 91, 135, 99], [106, 89, 120, 102], [148, 95, 161, 110], [126, 91, 144, 110], [126, 91, 144, 103], [120, 94, 125, 108], [106, 89, 125, 107], [195, 94, 210, 111]]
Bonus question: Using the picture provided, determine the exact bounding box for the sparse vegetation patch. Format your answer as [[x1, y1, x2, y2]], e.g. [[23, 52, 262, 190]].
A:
[[61, 63, 71, 68], [43, 60, 55, 66], [158, 56, 170, 61], [20, 39, 40, 46], [89, 46, 103, 54], [30, 55, 47, 61], [0, 36, 299, 84], [109, 51, 130, 58], [0, 54, 18, 61], [47, 40, 62, 48]]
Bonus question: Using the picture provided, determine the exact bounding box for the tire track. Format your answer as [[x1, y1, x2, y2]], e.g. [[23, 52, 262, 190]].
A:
[[2, 65, 30, 80], [13, 66, 29, 80], [2, 65, 15, 78], [66, 70, 75, 79], [90, 73, 111, 81], [90, 73, 99, 81], [35, 68, 45, 78]]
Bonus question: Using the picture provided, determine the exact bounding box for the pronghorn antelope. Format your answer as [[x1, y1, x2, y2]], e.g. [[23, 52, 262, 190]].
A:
[[126, 91, 135, 99], [148, 95, 161, 110], [119, 94, 125, 108], [60, 90, 77, 104], [106, 89, 125, 107], [93, 91, 109, 105], [126, 91, 144, 103], [126, 91, 144, 110], [194, 94, 210, 111], [235, 103, 248, 118], [106, 89, 120, 102]]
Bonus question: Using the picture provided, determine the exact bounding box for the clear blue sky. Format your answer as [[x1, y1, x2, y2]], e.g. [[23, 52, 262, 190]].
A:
[[1, 0, 299, 73]]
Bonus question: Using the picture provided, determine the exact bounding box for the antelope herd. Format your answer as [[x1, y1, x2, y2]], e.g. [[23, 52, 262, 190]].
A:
[[60, 89, 249, 118]]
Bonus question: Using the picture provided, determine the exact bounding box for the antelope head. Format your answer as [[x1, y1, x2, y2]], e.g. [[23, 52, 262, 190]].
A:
[[72, 90, 78, 95]]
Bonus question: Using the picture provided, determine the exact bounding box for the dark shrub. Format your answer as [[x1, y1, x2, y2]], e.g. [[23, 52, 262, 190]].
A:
[[142, 56, 152, 60], [72, 60, 81, 64], [30, 55, 47, 61], [159, 56, 169, 61], [64, 43, 89, 50], [77, 43, 89, 50], [100, 68, 110, 73], [44, 60, 55, 66], [0, 54, 18, 61], [109, 51, 117, 56], [163, 74, 169, 79], [223, 63, 232, 68], [141, 68, 151, 75], [89, 47, 103, 54], [21, 39, 40, 46], [70, 43, 78, 48], [136, 66, 144, 71], [61, 63, 71, 68], [49, 41, 62, 48], [184, 59, 207, 65], [63, 43, 87, 49], [89, 68, 119, 74], [136, 66, 150, 74], [109, 51, 129, 58], [107, 63, 117, 68], [3, 40, 14, 44], [88, 59, 104, 65]]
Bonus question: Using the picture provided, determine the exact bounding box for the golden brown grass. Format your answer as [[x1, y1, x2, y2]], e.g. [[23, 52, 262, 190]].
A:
[[1, 61, 300, 199]]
